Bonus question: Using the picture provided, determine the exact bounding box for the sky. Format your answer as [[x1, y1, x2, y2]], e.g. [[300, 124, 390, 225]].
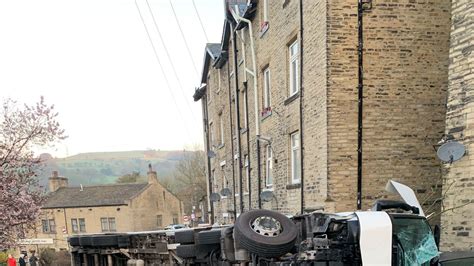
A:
[[0, 0, 224, 157]]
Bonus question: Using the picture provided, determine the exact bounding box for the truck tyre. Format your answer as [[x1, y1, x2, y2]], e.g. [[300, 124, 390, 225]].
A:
[[197, 229, 222, 244], [68, 236, 80, 246], [176, 244, 197, 258], [175, 229, 195, 244], [234, 209, 297, 258], [91, 235, 118, 247]]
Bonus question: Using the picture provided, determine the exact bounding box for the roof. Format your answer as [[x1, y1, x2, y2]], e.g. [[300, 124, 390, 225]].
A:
[[42, 183, 149, 209]]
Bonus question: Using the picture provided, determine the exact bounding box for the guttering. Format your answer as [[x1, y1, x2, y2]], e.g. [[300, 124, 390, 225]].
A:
[[230, 9, 262, 209], [356, 0, 371, 210], [299, 0, 305, 214], [226, 62, 237, 217], [231, 23, 244, 214], [230, 9, 260, 137]]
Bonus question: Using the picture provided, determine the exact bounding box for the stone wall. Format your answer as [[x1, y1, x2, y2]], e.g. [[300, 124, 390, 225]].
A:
[[440, 0, 474, 252]]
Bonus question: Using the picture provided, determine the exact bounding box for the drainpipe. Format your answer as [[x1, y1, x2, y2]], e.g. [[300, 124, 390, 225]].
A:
[[243, 81, 253, 210], [231, 23, 244, 214], [226, 62, 237, 218], [357, 0, 371, 210], [299, 0, 305, 214], [230, 10, 261, 209], [202, 94, 214, 223]]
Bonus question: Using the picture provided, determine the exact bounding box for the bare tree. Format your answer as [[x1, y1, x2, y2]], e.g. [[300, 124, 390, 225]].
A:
[[172, 150, 207, 220], [0, 97, 66, 249]]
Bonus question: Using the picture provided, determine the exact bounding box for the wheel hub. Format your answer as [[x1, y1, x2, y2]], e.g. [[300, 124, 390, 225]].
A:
[[251, 216, 282, 237]]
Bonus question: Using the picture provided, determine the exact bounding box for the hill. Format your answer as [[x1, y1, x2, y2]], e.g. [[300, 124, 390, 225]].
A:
[[36, 150, 191, 190]]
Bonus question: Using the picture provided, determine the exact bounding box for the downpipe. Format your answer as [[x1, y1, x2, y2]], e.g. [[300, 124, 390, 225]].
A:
[[299, 0, 305, 214]]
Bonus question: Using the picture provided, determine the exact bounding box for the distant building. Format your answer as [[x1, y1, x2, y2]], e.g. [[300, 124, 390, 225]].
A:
[[21, 167, 183, 251], [194, 0, 449, 224]]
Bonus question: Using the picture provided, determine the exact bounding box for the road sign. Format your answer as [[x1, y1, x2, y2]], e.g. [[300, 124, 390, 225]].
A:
[[18, 238, 54, 245], [183, 215, 189, 222], [191, 213, 196, 220]]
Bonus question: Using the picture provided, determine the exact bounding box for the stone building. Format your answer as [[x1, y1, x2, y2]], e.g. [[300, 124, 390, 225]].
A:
[[194, 0, 450, 224], [21, 168, 183, 251], [440, 0, 474, 251]]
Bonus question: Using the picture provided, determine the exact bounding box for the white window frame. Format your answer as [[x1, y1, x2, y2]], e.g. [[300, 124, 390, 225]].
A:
[[289, 40, 299, 96], [71, 218, 79, 233], [244, 155, 249, 193], [79, 218, 86, 232], [263, 67, 271, 109], [219, 113, 224, 146], [266, 145, 273, 187], [242, 90, 248, 128], [290, 132, 301, 184]]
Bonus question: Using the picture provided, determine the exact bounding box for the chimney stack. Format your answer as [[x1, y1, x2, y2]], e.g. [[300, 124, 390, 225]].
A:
[[49, 171, 68, 192], [147, 164, 158, 184]]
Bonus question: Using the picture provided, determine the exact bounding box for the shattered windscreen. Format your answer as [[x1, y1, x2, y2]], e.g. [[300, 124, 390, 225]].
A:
[[392, 216, 439, 265]]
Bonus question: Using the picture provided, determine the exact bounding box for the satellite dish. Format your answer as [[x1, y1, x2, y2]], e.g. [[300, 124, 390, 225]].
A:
[[437, 141, 465, 163], [210, 193, 221, 202], [220, 188, 232, 197], [260, 190, 274, 202], [207, 150, 216, 158]]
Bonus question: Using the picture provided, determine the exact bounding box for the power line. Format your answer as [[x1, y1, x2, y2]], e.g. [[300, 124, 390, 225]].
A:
[[133, 0, 193, 141], [192, 0, 209, 43], [144, 0, 197, 122], [169, 0, 199, 77]]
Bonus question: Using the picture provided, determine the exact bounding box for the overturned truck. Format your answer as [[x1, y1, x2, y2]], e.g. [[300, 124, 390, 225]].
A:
[[68, 181, 440, 265]]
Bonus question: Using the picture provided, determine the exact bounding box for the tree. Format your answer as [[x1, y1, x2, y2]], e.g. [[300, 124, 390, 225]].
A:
[[172, 151, 207, 219], [0, 97, 66, 249], [115, 171, 146, 183]]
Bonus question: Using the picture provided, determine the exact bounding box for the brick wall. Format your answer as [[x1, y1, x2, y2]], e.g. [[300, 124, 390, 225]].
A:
[[440, 0, 474, 252]]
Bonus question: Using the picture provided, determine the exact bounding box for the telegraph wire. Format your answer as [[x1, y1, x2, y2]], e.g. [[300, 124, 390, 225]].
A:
[[192, 0, 209, 43], [169, 0, 200, 77], [144, 0, 197, 122], [133, 0, 193, 141]]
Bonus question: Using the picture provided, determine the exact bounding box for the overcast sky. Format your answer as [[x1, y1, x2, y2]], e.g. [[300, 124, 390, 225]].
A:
[[0, 0, 224, 157]]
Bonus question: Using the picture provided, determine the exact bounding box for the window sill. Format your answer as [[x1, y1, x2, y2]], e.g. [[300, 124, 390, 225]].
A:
[[286, 183, 301, 190], [284, 92, 300, 106], [263, 187, 274, 191], [240, 128, 248, 134], [217, 144, 225, 150]]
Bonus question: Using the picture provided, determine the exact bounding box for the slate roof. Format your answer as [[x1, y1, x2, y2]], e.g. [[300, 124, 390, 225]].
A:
[[42, 183, 149, 209]]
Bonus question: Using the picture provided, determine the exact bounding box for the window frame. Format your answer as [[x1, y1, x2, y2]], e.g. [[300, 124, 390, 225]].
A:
[[263, 67, 271, 109], [219, 113, 225, 146], [289, 40, 299, 96], [244, 155, 250, 193], [290, 132, 301, 184], [101, 217, 109, 232], [265, 145, 273, 187], [71, 218, 79, 233], [157, 215, 163, 227], [79, 218, 86, 233], [242, 90, 248, 128], [41, 219, 50, 233], [108, 217, 116, 232], [48, 219, 56, 233]]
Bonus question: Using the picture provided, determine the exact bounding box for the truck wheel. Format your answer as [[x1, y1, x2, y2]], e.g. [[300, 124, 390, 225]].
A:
[[175, 229, 195, 244], [176, 244, 197, 258], [197, 229, 222, 244], [234, 209, 297, 258]]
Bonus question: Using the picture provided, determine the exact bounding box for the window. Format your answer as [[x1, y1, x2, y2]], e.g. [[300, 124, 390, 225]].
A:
[[173, 217, 179, 224], [244, 155, 249, 193], [157, 215, 163, 227], [79, 218, 86, 232], [209, 122, 215, 147], [290, 132, 301, 184], [219, 113, 224, 146], [289, 40, 299, 96], [49, 219, 56, 233], [71, 219, 78, 233], [263, 67, 271, 109], [266, 146, 273, 187], [242, 90, 248, 128], [212, 169, 217, 190], [207, 74, 212, 102], [101, 217, 116, 232]]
